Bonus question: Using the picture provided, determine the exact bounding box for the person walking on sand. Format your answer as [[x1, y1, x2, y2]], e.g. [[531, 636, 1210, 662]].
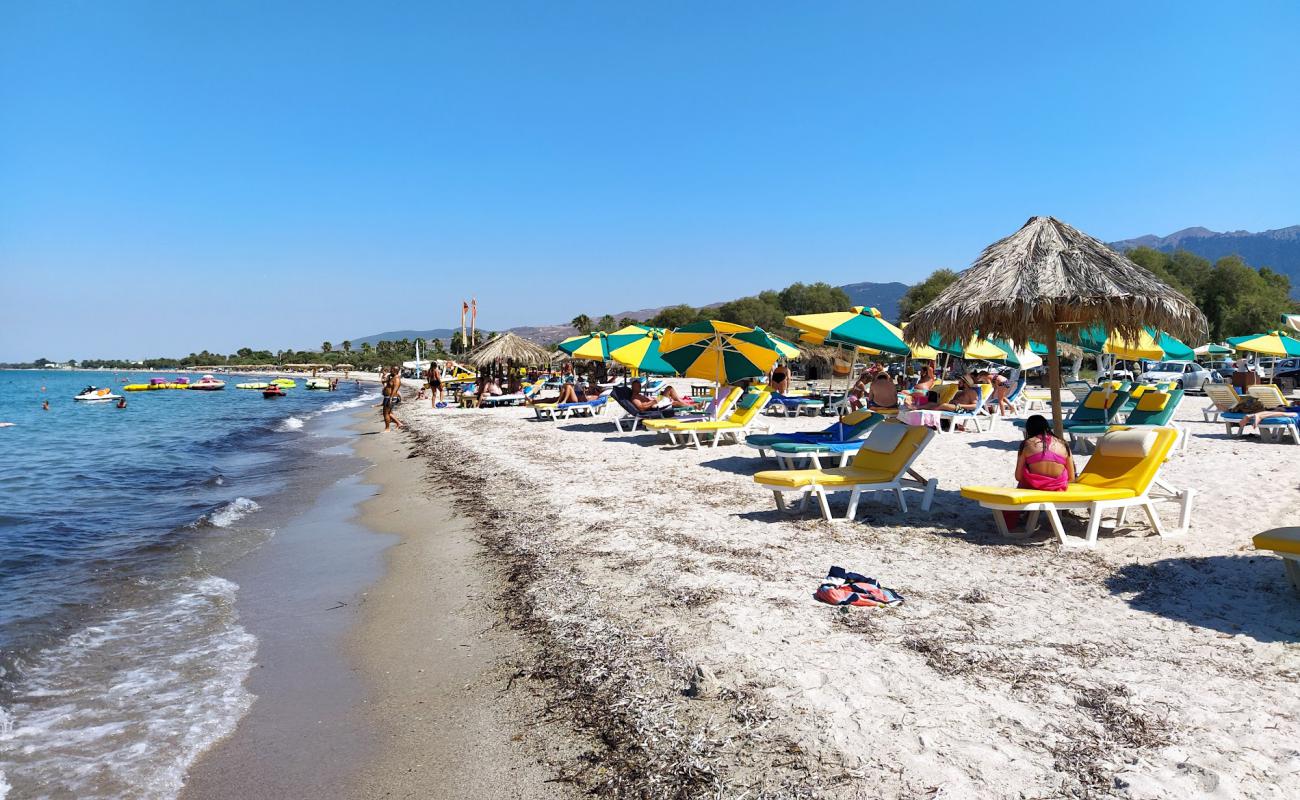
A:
[[381, 368, 404, 431], [427, 364, 443, 407]]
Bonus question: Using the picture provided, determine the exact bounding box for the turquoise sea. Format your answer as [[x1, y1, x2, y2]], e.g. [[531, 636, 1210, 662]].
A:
[[0, 369, 379, 798]]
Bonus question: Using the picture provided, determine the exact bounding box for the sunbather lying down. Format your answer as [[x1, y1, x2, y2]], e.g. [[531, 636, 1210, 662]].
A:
[[628, 380, 692, 411], [1239, 409, 1299, 434], [549, 382, 596, 404]]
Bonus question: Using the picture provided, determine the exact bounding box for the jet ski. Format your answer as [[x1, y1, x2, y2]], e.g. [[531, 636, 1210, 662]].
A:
[[75, 386, 122, 402], [262, 386, 287, 398]]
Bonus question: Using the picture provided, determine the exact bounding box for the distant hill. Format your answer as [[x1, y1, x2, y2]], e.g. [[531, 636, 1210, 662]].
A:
[[351, 329, 457, 347], [1110, 225, 1300, 298], [839, 281, 910, 317], [352, 280, 913, 346]]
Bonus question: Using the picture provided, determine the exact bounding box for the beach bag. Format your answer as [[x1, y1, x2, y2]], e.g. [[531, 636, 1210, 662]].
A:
[[813, 565, 904, 608], [1231, 396, 1265, 413]]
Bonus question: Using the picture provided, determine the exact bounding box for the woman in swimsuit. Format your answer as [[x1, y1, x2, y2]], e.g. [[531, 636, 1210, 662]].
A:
[[914, 364, 936, 392], [769, 364, 790, 394], [427, 365, 443, 407], [1004, 414, 1075, 530]]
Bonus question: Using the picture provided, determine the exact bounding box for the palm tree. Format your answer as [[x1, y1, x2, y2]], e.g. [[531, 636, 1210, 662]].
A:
[[570, 314, 593, 334], [321, 341, 332, 353], [431, 338, 444, 354], [341, 340, 351, 354]]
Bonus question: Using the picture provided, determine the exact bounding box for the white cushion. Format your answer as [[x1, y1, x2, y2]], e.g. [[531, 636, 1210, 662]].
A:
[[863, 421, 909, 453], [1096, 429, 1156, 458]]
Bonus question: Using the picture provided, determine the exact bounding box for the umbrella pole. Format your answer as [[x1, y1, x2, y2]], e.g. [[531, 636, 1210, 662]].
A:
[[1045, 329, 1064, 439]]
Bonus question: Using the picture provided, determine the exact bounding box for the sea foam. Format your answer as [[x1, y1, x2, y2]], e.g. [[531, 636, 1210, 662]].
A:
[[207, 497, 260, 528], [0, 576, 256, 799]]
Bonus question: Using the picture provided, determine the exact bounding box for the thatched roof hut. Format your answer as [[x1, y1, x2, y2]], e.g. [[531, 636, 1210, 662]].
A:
[[465, 332, 551, 369], [905, 216, 1207, 433]]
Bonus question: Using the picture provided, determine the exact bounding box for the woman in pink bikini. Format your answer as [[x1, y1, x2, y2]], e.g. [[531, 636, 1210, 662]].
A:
[[1004, 414, 1076, 531]]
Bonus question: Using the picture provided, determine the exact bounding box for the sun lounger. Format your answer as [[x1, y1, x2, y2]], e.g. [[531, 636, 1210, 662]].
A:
[[533, 393, 610, 421], [767, 393, 827, 417], [961, 427, 1192, 548], [662, 392, 773, 449], [1066, 389, 1187, 453], [1247, 384, 1290, 408], [746, 411, 884, 466], [639, 387, 742, 434], [937, 384, 996, 433], [1251, 527, 1300, 594], [753, 422, 937, 519], [1202, 383, 1240, 423]]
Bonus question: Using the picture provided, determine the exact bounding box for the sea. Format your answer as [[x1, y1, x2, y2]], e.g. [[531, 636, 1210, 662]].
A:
[[0, 370, 380, 799]]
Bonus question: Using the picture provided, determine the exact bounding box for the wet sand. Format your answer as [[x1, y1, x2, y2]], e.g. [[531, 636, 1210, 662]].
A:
[[182, 408, 563, 799]]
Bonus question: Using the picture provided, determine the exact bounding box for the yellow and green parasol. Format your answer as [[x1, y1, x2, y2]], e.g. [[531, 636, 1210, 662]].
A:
[[557, 331, 610, 362], [659, 320, 781, 384], [605, 325, 678, 375], [1226, 330, 1300, 357], [784, 306, 911, 356]]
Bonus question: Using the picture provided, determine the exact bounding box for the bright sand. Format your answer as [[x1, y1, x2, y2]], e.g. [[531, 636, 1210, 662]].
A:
[[380, 383, 1300, 797]]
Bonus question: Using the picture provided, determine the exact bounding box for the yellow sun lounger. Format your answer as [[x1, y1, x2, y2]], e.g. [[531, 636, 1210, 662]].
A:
[[753, 421, 937, 519], [662, 391, 773, 449], [641, 387, 743, 432], [961, 427, 1192, 548], [1251, 527, 1300, 594]]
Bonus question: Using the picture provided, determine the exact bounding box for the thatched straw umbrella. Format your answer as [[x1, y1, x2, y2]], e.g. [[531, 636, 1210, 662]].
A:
[[465, 332, 551, 382], [904, 216, 1206, 436]]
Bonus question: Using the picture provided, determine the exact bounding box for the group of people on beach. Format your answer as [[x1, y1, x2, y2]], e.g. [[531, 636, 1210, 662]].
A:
[[839, 362, 1017, 417]]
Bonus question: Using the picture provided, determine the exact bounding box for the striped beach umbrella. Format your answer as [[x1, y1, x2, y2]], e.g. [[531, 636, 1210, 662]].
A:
[[557, 331, 610, 362], [769, 334, 802, 360], [784, 307, 911, 357], [1226, 330, 1300, 357], [659, 320, 781, 384], [606, 325, 677, 375], [926, 333, 1015, 362], [1067, 325, 1193, 360]]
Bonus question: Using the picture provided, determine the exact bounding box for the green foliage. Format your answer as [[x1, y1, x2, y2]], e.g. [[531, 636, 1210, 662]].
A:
[[898, 269, 959, 322], [648, 304, 707, 329], [617, 317, 638, 329], [321, 341, 332, 353], [341, 340, 351, 353], [596, 314, 617, 332], [714, 292, 786, 330], [570, 314, 593, 334], [1128, 248, 1294, 339], [777, 282, 851, 316]]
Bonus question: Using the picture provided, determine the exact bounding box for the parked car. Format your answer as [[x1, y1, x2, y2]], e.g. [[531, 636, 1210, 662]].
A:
[[1136, 360, 1220, 393], [1204, 359, 1236, 380]]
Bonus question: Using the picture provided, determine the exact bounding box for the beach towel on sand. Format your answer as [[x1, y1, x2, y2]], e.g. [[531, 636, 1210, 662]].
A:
[[814, 565, 904, 608]]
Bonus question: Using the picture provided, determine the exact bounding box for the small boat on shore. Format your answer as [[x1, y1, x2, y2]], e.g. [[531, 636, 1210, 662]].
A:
[[189, 375, 226, 391], [75, 386, 122, 402], [262, 386, 287, 398], [305, 377, 330, 390]]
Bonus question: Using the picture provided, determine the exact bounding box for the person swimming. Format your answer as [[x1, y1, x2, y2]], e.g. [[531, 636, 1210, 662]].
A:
[[116, 397, 127, 408]]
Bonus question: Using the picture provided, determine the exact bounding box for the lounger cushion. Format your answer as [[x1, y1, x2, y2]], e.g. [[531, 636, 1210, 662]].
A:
[[862, 422, 908, 453], [755, 466, 899, 489], [1253, 527, 1300, 555], [1094, 429, 1156, 458], [960, 485, 1135, 506], [770, 440, 863, 454], [1137, 392, 1170, 412], [1084, 392, 1117, 410]]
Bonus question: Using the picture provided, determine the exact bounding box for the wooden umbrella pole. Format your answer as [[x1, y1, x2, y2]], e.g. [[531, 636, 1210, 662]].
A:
[[1044, 323, 1064, 439]]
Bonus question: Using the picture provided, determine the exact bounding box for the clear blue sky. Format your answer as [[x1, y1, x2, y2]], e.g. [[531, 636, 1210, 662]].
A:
[[2, 1, 1297, 361]]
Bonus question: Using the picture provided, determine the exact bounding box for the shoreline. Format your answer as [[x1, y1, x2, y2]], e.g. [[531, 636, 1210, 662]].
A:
[[182, 399, 567, 799]]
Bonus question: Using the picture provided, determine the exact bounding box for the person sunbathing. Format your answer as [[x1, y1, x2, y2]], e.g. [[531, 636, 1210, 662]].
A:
[[915, 390, 957, 412], [657, 384, 695, 407], [1003, 414, 1076, 530], [1239, 408, 1299, 435], [867, 372, 900, 411], [952, 376, 980, 410], [628, 380, 667, 412], [552, 382, 596, 404]]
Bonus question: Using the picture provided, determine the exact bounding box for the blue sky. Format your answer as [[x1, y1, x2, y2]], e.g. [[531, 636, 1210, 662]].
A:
[[2, 1, 1298, 360]]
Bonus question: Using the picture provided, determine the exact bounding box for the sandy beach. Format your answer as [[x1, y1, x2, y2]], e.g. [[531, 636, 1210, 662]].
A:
[[368, 384, 1300, 798]]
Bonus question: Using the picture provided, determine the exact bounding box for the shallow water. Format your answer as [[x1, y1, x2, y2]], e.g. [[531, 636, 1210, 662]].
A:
[[0, 370, 379, 798]]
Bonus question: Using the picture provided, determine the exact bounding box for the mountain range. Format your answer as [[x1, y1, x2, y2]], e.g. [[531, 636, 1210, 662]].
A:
[[353, 226, 1298, 346], [1109, 225, 1300, 298]]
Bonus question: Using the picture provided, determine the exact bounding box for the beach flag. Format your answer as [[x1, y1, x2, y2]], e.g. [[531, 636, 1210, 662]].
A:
[[471, 298, 478, 348]]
